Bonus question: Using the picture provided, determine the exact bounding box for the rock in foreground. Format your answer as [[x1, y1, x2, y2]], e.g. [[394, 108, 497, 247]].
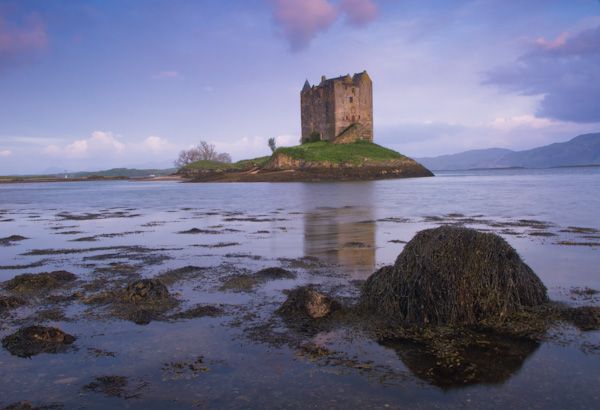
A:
[[277, 286, 340, 320], [2, 326, 76, 357], [124, 279, 170, 304], [362, 226, 548, 326]]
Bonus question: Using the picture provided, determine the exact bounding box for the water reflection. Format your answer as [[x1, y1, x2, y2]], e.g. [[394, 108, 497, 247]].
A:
[[381, 333, 539, 389], [303, 206, 376, 279]]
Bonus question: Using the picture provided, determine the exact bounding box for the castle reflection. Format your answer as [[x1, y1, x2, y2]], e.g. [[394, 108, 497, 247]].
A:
[[303, 205, 376, 279]]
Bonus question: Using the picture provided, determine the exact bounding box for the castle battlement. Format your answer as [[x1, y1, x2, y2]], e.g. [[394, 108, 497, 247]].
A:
[[300, 71, 373, 144]]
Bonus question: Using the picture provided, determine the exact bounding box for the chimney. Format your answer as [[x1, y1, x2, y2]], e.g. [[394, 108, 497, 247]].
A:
[[321, 75, 326, 83]]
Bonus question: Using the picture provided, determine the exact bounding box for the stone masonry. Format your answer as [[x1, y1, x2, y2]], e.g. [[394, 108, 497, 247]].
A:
[[300, 71, 373, 144]]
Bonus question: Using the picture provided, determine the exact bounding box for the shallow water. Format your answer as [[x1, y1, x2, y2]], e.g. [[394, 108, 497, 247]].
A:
[[0, 168, 599, 409]]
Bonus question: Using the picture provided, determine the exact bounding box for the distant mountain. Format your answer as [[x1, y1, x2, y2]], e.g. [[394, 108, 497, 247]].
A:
[[417, 133, 600, 170]]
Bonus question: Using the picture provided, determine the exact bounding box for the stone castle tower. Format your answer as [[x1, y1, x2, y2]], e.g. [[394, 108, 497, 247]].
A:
[[300, 71, 373, 144]]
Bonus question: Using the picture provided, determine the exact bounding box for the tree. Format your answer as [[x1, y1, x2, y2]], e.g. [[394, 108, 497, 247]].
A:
[[215, 152, 232, 163], [268, 137, 277, 153], [198, 141, 217, 161], [174, 141, 232, 167]]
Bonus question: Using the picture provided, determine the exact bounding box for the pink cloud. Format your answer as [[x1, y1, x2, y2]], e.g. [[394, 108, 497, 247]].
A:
[[340, 0, 378, 27], [271, 0, 378, 51], [0, 12, 47, 64], [534, 32, 569, 50], [271, 0, 337, 51]]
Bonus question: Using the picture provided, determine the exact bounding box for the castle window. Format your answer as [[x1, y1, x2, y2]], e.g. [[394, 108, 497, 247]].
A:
[[349, 96, 353, 103]]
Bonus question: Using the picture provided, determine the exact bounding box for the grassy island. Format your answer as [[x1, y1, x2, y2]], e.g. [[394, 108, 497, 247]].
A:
[[178, 140, 433, 182]]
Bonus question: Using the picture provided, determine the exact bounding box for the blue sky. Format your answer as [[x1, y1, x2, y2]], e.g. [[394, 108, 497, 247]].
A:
[[0, 0, 599, 173]]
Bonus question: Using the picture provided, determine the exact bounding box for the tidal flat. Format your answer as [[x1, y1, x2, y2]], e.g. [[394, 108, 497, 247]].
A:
[[0, 167, 599, 409]]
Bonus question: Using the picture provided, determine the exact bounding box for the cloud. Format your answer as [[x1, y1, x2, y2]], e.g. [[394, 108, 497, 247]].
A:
[[142, 136, 172, 153], [489, 115, 557, 131], [484, 25, 600, 123], [0, 12, 48, 68], [45, 131, 126, 158], [270, 0, 378, 51], [271, 0, 337, 51], [340, 0, 377, 27], [152, 70, 179, 79], [0, 149, 12, 157]]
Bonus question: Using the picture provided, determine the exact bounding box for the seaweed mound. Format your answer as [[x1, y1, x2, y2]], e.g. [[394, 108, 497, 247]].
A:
[[0, 295, 26, 313], [277, 286, 340, 320], [124, 279, 170, 304], [361, 226, 548, 326], [3, 271, 77, 293], [2, 326, 76, 357], [255, 267, 296, 280], [116, 279, 176, 325], [565, 306, 600, 331]]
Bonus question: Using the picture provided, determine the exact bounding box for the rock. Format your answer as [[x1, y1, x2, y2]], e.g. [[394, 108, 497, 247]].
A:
[[2, 326, 76, 357], [255, 267, 296, 280], [3, 271, 77, 293], [0, 295, 26, 313], [361, 226, 548, 326], [124, 279, 170, 304], [565, 306, 600, 331], [277, 286, 340, 320]]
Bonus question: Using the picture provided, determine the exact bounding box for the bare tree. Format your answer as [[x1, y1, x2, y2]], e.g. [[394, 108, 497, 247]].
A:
[[215, 152, 232, 163], [268, 137, 276, 153], [174, 141, 232, 167], [174, 147, 200, 168], [199, 141, 217, 161]]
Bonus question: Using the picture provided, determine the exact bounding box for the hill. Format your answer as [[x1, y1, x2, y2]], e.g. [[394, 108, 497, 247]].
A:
[[417, 133, 600, 170]]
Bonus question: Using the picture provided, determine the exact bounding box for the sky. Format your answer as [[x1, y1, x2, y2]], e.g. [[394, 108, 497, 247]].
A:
[[0, 0, 599, 174]]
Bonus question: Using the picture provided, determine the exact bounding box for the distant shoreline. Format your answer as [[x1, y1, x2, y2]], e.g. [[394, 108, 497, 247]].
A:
[[1, 163, 599, 184], [0, 175, 183, 184], [430, 164, 600, 172]]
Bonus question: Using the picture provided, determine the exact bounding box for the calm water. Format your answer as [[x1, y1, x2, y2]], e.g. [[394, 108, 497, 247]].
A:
[[0, 168, 599, 409]]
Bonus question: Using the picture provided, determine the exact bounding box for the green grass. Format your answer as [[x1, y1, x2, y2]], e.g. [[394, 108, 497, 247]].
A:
[[275, 141, 405, 164], [180, 156, 271, 173], [179, 142, 406, 173]]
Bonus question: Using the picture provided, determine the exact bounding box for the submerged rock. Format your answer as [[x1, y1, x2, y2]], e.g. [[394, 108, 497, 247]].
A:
[[277, 286, 340, 320], [3, 271, 77, 293], [124, 279, 170, 304], [2, 326, 76, 357], [362, 226, 548, 326], [220, 267, 297, 292]]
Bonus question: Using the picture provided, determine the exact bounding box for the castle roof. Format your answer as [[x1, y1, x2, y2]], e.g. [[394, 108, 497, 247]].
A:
[[302, 71, 370, 91]]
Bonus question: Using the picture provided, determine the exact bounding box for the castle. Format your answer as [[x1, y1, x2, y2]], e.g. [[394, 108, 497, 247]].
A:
[[300, 71, 373, 144]]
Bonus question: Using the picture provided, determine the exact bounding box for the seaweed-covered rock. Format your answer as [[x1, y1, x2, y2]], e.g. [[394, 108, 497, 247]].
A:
[[277, 286, 340, 320], [2, 326, 76, 357], [564, 306, 600, 331], [0, 295, 26, 313], [255, 267, 296, 280], [3, 271, 77, 293], [362, 226, 548, 326], [124, 279, 169, 304]]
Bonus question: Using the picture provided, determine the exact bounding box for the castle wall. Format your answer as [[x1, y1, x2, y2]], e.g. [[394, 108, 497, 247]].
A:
[[301, 81, 336, 142], [301, 72, 373, 144]]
